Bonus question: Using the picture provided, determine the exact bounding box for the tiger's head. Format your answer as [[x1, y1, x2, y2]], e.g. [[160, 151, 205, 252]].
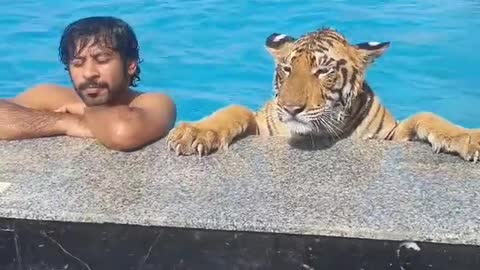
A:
[[265, 28, 390, 136]]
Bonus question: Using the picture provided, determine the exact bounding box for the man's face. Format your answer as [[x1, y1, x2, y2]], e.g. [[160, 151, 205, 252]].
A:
[[68, 39, 137, 106]]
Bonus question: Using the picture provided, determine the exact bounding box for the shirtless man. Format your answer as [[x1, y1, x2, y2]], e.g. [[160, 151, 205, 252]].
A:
[[0, 16, 176, 151]]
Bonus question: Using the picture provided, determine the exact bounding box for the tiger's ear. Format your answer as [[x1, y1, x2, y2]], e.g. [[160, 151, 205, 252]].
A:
[[354, 41, 390, 64], [265, 33, 296, 61]]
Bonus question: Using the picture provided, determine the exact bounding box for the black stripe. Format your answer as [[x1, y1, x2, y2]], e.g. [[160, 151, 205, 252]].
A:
[[275, 71, 281, 81], [294, 48, 305, 54], [330, 33, 345, 43], [323, 32, 340, 40], [319, 54, 328, 65], [373, 106, 386, 136], [349, 68, 358, 91], [341, 83, 375, 136], [336, 59, 347, 69], [318, 45, 329, 51], [385, 122, 399, 140], [313, 42, 329, 51], [322, 33, 344, 44], [324, 57, 335, 66], [331, 88, 342, 94], [340, 67, 348, 90], [364, 102, 381, 134], [339, 97, 347, 107]]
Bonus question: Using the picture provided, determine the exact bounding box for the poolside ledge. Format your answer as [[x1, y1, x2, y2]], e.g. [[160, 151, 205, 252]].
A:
[[1, 136, 479, 269]]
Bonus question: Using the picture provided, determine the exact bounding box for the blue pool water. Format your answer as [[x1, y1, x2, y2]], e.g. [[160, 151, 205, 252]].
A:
[[0, 0, 479, 127]]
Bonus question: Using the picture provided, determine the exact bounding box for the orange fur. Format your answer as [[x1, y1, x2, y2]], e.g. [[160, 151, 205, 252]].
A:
[[167, 28, 480, 162]]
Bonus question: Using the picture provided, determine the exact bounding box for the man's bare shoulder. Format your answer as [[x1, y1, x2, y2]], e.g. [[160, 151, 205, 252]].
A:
[[129, 90, 177, 133], [130, 91, 176, 113], [10, 83, 81, 110]]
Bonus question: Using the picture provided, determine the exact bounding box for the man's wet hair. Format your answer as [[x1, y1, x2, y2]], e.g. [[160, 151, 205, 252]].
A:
[[59, 16, 142, 87]]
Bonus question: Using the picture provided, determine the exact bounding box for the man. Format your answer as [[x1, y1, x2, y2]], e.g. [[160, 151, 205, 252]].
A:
[[0, 16, 176, 151]]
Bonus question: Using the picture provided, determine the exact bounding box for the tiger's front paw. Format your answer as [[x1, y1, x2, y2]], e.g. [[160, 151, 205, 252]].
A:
[[443, 132, 480, 163], [166, 123, 227, 157]]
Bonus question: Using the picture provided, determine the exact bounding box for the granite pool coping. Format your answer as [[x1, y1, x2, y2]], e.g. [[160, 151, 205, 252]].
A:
[[0, 136, 479, 246]]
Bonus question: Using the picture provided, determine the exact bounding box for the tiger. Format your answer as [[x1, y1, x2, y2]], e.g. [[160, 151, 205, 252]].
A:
[[166, 27, 480, 162]]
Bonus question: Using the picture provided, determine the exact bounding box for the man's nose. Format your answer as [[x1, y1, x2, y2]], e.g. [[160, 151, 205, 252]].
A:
[[83, 61, 100, 79]]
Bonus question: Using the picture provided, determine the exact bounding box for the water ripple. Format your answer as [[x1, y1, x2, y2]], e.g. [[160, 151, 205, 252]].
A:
[[0, 0, 479, 126]]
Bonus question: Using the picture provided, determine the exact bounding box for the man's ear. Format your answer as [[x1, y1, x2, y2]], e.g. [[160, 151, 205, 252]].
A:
[[354, 41, 390, 64], [127, 60, 138, 76], [265, 33, 296, 61]]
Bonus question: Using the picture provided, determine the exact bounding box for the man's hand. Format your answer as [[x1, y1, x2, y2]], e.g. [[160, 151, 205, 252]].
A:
[[60, 114, 93, 138], [54, 103, 86, 115], [54, 103, 92, 138]]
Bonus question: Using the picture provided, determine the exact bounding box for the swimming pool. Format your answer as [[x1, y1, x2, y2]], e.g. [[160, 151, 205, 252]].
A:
[[1, 0, 479, 128]]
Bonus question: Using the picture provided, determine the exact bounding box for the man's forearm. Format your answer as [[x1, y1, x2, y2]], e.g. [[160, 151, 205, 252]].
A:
[[0, 100, 69, 140]]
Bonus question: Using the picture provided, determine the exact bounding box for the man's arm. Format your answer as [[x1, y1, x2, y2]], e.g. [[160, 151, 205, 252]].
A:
[[83, 93, 176, 151], [0, 84, 92, 140], [0, 99, 86, 140]]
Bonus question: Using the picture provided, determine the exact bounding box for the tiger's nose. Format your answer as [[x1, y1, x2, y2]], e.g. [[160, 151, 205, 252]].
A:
[[283, 104, 305, 116]]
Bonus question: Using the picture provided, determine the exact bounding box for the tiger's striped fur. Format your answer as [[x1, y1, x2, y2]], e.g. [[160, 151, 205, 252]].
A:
[[167, 28, 480, 162]]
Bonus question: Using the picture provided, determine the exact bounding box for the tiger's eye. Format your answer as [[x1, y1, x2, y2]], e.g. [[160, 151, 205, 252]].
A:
[[282, 65, 292, 73], [314, 67, 331, 77]]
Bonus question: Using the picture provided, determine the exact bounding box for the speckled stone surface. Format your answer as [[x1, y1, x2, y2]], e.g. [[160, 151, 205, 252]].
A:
[[0, 136, 479, 246]]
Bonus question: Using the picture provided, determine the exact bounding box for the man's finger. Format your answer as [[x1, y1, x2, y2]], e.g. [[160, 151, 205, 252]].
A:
[[54, 106, 67, 113]]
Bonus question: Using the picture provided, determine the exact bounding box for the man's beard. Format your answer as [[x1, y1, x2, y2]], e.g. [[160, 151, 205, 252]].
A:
[[75, 80, 111, 106]]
